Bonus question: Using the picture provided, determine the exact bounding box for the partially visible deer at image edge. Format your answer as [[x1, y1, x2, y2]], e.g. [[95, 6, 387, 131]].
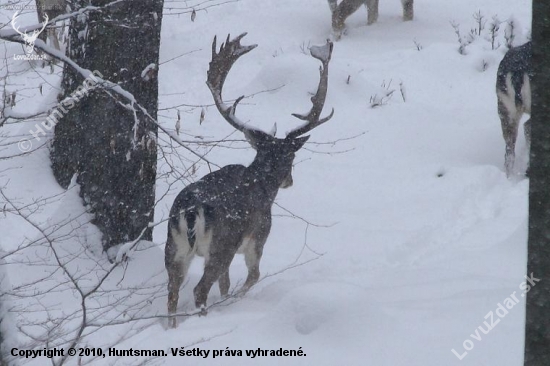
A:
[[165, 34, 334, 328], [496, 41, 532, 177], [327, 0, 414, 38]]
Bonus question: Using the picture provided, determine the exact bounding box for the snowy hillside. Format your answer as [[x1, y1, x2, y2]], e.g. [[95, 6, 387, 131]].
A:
[[0, 0, 532, 365]]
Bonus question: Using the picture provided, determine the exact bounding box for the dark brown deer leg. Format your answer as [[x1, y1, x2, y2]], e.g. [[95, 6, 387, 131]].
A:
[[332, 0, 364, 35], [498, 98, 520, 177], [402, 0, 414, 21], [194, 246, 237, 313], [167, 261, 184, 328], [366, 0, 379, 25], [218, 270, 230, 297]]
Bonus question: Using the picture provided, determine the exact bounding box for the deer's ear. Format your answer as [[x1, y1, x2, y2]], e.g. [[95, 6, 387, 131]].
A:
[[290, 135, 310, 151]]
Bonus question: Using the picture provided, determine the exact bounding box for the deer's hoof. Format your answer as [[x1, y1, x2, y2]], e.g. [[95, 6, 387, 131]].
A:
[[330, 27, 347, 42], [198, 306, 208, 317], [330, 30, 342, 42]]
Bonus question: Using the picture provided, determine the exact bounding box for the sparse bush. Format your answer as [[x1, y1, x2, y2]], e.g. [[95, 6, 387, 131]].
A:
[[370, 80, 395, 108], [451, 11, 530, 73], [450, 11, 527, 54]]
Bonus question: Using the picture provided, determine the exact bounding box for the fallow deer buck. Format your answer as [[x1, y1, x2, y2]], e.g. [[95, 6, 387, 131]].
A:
[[165, 34, 334, 327], [496, 41, 532, 177], [328, 0, 414, 39]]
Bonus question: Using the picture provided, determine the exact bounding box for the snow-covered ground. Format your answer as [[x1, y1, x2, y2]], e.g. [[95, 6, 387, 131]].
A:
[[0, 0, 532, 365]]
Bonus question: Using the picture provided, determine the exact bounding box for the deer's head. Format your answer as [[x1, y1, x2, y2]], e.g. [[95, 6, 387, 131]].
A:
[[206, 33, 334, 190]]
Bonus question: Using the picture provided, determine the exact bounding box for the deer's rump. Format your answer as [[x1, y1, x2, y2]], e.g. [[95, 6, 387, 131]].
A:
[[166, 165, 247, 260]]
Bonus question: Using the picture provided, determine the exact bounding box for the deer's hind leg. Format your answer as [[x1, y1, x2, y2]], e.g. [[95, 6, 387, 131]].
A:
[[166, 219, 195, 328], [524, 118, 531, 152], [194, 240, 238, 313], [402, 0, 414, 21], [497, 95, 521, 177], [332, 0, 364, 35], [366, 0, 379, 25], [166, 253, 194, 328]]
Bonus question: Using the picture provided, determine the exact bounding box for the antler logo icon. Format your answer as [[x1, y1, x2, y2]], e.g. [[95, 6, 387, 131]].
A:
[[11, 11, 49, 55]]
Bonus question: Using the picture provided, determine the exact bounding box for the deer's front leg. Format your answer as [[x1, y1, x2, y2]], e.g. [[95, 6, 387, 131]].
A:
[[218, 269, 230, 298], [241, 219, 270, 293], [332, 0, 364, 36], [242, 248, 261, 292]]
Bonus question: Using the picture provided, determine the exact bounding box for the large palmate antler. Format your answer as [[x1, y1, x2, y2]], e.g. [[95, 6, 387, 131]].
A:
[[206, 33, 257, 133], [286, 40, 334, 139], [206, 33, 334, 138]]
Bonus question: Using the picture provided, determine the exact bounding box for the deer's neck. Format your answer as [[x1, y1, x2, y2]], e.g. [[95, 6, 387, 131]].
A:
[[245, 154, 284, 201]]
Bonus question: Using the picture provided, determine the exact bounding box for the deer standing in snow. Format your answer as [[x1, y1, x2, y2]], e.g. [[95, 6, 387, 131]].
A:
[[328, 0, 414, 39], [165, 34, 334, 328], [496, 41, 532, 177]]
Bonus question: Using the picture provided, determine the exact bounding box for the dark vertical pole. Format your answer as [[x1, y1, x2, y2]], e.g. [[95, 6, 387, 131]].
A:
[[525, 2, 550, 365]]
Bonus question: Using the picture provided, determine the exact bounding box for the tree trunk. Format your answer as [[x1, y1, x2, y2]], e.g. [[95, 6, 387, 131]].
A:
[[0, 259, 15, 366], [51, 0, 163, 250], [525, 3, 550, 365]]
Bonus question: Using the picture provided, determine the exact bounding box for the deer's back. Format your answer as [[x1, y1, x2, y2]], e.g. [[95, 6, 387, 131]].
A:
[[169, 164, 275, 252], [497, 42, 532, 106]]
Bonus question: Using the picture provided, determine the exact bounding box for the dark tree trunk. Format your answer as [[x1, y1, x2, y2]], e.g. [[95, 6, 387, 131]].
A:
[[525, 3, 550, 365], [0, 300, 9, 365], [51, 0, 164, 250], [0, 259, 13, 366]]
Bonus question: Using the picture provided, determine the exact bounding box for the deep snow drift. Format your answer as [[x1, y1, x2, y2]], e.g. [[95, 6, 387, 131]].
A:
[[0, 0, 532, 365]]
